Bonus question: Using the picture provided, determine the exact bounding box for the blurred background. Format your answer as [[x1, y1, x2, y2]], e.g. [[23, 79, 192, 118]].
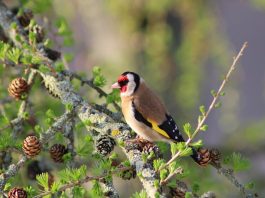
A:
[[5, 0, 265, 197]]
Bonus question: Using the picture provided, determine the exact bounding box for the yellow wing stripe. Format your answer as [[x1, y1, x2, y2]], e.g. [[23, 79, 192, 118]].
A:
[[147, 119, 170, 139]]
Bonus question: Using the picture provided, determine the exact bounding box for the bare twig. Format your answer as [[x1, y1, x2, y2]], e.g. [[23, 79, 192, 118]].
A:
[[0, 1, 254, 197], [160, 166, 183, 185], [162, 42, 248, 169], [159, 42, 252, 196], [211, 162, 258, 198]]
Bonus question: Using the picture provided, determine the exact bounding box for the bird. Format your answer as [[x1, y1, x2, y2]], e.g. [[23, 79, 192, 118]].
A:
[[111, 71, 202, 164]]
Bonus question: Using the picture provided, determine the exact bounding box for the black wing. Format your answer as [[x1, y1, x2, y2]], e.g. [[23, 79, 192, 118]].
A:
[[158, 114, 185, 142]]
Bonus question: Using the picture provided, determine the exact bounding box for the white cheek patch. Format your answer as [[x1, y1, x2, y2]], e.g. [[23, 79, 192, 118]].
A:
[[121, 74, 136, 97]]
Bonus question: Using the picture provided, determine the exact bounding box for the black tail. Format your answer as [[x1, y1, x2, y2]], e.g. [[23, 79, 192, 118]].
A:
[[158, 114, 203, 164], [190, 146, 202, 164]]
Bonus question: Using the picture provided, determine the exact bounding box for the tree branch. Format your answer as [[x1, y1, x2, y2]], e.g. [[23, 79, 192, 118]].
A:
[[0, 1, 255, 197], [37, 70, 166, 197], [33, 166, 131, 198], [62, 70, 121, 112], [163, 42, 248, 169], [159, 42, 254, 197]]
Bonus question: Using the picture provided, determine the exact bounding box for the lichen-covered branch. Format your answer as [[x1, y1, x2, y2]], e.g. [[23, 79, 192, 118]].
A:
[[38, 71, 167, 197], [211, 163, 256, 198], [0, 1, 255, 197], [62, 70, 121, 112], [0, 156, 27, 193], [63, 117, 76, 167], [0, 111, 71, 192]]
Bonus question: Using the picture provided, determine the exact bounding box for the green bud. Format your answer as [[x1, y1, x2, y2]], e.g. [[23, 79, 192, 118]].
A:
[[200, 124, 208, 131], [190, 140, 203, 148], [211, 89, 217, 97], [214, 102, 222, 108], [183, 123, 192, 138], [154, 180, 159, 189], [185, 192, 193, 198], [199, 105, 206, 115], [159, 169, 168, 181], [180, 147, 193, 157], [220, 91, 226, 96]]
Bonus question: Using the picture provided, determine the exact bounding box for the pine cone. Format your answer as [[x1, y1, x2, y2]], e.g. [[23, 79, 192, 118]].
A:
[[197, 148, 211, 166], [44, 48, 61, 61], [8, 187, 27, 198], [170, 187, 186, 198], [22, 135, 41, 158], [30, 25, 45, 43], [95, 135, 116, 156], [8, 78, 29, 100], [210, 148, 221, 166], [49, 144, 67, 163], [17, 9, 33, 27]]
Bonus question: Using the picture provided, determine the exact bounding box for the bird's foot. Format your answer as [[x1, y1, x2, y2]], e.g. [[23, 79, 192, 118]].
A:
[[126, 135, 150, 144], [125, 136, 160, 157], [125, 136, 151, 151]]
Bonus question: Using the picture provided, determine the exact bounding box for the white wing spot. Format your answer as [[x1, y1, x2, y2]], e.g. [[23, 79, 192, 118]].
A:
[[174, 136, 178, 139]]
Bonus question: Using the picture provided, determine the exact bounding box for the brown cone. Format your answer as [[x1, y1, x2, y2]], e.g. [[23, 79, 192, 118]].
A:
[[30, 25, 45, 43], [8, 78, 29, 100], [197, 148, 211, 166], [49, 144, 67, 163], [95, 135, 116, 156], [22, 135, 41, 158], [17, 9, 33, 27], [210, 149, 221, 162], [8, 187, 27, 198], [170, 187, 186, 198], [44, 48, 61, 61], [210, 148, 221, 167]]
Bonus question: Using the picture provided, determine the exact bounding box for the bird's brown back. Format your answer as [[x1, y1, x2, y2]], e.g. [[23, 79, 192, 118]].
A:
[[131, 82, 167, 124]]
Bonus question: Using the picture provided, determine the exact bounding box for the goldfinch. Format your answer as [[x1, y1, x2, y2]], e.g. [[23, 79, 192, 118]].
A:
[[111, 71, 201, 163]]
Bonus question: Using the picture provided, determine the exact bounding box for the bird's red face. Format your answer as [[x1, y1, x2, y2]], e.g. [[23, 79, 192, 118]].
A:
[[111, 75, 129, 93], [112, 72, 140, 97]]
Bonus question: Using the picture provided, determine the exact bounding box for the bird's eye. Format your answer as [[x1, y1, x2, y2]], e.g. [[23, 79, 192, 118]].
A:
[[118, 76, 129, 86], [118, 79, 129, 86]]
